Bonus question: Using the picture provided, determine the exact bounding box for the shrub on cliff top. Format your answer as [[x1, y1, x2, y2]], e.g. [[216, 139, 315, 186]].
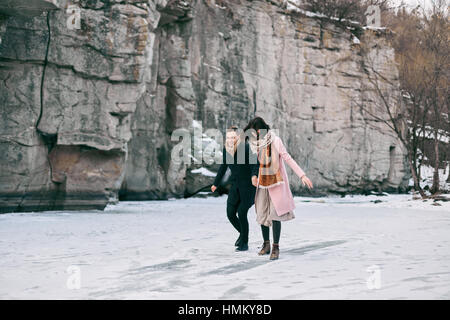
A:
[[297, 0, 391, 25]]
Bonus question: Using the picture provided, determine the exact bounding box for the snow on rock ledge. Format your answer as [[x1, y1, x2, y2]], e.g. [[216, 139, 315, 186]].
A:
[[0, 0, 59, 17]]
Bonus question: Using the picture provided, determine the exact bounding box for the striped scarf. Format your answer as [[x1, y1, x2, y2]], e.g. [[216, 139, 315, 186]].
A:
[[250, 131, 284, 189]]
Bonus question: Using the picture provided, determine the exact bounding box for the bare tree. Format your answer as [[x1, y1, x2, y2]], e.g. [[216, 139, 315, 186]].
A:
[[298, 0, 392, 25], [420, 1, 449, 194], [357, 42, 426, 197], [357, 0, 449, 197]]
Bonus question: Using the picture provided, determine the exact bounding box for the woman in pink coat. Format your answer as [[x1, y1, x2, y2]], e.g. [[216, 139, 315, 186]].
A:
[[244, 117, 314, 260]]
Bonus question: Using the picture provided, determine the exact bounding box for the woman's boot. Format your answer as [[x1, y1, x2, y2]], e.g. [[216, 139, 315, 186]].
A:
[[258, 241, 271, 255], [270, 244, 279, 260]]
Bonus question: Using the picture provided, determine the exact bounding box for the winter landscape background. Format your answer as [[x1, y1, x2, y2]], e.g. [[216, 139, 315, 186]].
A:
[[0, 0, 449, 300]]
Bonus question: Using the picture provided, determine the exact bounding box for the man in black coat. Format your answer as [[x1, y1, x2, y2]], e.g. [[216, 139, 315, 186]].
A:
[[211, 128, 259, 251]]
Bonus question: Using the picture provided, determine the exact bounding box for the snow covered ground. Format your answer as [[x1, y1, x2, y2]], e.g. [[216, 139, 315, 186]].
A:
[[0, 194, 449, 300], [411, 163, 450, 193]]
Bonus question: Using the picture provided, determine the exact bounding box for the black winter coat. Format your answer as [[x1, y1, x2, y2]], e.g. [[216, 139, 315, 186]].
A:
[[213, 141, 259, 210]]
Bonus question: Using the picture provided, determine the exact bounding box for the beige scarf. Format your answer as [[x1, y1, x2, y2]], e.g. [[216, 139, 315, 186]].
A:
[[250, 131, 284, 189]]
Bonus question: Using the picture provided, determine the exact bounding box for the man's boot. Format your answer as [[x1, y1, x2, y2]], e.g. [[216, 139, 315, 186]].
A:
[[236, 242, 249, 251]]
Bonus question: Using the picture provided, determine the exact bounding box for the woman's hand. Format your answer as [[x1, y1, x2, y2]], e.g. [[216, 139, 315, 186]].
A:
[[251, 176, 258, 187], [301, 175, 313, 189], [211, 185, 217, 193]]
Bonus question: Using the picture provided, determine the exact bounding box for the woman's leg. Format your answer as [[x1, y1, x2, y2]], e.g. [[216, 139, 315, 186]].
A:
[[261, 225, 270, 241], [269, 221, 281, 260], [272, 220, 281, 244], [258, 224, 271, 255], [256, 188, 271, 254]]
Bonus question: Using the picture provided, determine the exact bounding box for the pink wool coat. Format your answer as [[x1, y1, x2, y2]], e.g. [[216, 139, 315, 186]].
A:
[[255, 135, 306, 216]]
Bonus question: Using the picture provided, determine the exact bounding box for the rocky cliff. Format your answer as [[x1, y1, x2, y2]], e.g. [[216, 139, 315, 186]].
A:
[[0, 0, 410, 213]]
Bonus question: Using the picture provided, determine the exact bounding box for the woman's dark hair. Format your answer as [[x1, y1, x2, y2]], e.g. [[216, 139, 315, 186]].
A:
[[244, 117, 270, 136], [244, 117, 271, 155]]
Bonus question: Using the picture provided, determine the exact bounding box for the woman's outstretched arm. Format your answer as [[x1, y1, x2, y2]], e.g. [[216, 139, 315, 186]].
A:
[[272, 136, 306, 179], [272, 136, 314, 189]]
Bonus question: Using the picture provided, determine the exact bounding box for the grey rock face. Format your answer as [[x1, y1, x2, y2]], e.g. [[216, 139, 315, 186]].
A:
[[0, 0, 160, 212], [0, 0, 410, 212], [123, 0, 410, 199]]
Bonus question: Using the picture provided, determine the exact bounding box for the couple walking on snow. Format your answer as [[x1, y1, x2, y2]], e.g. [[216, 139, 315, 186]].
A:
[[211, 117, 314, 260]]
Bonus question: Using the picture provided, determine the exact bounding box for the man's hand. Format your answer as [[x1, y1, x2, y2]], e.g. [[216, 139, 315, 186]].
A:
[[251, 176, 258, 187], [301, 175, 313, 189], [211, 185, 217, 192]]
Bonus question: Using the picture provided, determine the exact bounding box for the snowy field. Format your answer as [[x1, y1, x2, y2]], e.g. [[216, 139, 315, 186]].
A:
[[0, 193, 449, 300]]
